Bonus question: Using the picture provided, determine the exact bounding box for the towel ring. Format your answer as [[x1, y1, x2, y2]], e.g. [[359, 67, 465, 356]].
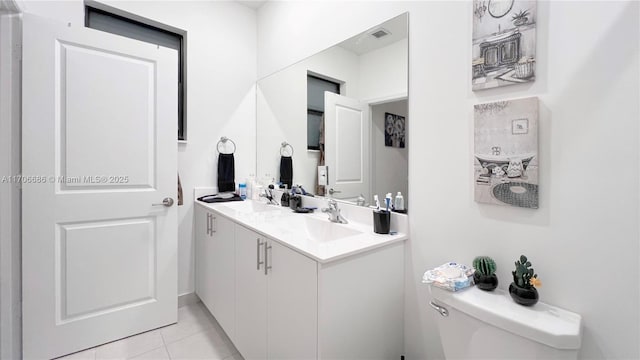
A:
[[280, 142, 294, 156], [217, 136, 236, 154]]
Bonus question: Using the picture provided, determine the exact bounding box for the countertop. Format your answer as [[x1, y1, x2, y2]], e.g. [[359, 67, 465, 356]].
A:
[[196, 199, 408, 263]]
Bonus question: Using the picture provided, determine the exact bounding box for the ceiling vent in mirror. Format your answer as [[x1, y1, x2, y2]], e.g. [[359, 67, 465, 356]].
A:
[[370, 28, 391, 39]]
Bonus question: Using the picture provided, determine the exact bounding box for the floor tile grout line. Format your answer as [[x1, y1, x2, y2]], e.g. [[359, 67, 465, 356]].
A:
[[111, 330, 164, 360], [64, 304, 226, 360], [160, 322, 216, 347], [162, 327, 234, 360], [158, 328, 172, 360]]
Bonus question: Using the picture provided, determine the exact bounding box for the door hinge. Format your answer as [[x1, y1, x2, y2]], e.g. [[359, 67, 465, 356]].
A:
[[13, 43, 22, 61]]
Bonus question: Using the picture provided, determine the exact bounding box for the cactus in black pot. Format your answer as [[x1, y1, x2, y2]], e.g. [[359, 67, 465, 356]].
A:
[[509, 255, 541, 306], [472, 256, 498, 291]]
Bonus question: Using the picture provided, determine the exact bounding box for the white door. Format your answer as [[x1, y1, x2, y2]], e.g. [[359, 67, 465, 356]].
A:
[[267, 241, 317, 360], [324, 93, 370, 201], [235, 225, 267, 360], [22, 14, 178, 359]]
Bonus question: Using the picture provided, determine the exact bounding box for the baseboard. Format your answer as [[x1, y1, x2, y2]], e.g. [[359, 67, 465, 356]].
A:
[[178, 292, 200, 308]]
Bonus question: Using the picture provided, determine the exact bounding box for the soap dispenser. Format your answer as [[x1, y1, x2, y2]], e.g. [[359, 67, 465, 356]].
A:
[[281, 191, 290, 207]]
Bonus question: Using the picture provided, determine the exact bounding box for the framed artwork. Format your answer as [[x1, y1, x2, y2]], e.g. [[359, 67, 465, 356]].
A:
[[474, 97, 539, 209], [385, 112, 405, 148], [472, 0, 537, 91], [512, 118, 529, 134]]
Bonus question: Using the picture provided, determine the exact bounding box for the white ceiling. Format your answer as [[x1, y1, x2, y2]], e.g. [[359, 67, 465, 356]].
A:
[[236, 0, 268, 10], [338, 14, 408, 55]]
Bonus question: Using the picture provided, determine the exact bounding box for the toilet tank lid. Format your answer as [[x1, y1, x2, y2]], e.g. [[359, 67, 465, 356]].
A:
[[430, 286, 582, 350]]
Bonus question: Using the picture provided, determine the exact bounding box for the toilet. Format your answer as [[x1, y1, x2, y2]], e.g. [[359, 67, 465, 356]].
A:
[[429, 286, 582, 359]]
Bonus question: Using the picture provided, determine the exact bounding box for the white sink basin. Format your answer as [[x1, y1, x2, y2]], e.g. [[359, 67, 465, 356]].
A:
[[219, 201, 280, 213], [297, 216, 362, 242]]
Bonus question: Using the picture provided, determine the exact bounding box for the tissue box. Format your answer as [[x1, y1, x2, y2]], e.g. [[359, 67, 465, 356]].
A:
[[422, 262, 474, 292]]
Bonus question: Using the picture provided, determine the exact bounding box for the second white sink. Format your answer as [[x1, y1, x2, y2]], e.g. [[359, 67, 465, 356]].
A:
[[219, 201, 280, 213], [298, 216, 362, 242]]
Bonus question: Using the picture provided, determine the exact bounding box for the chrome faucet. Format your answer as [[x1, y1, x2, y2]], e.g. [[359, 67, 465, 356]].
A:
[[259, 186, 279, 205], [322, 198, 348, 224]]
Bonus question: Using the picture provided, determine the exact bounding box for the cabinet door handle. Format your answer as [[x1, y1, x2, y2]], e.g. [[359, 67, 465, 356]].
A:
[[264, 242, 272, 275], [206, 213, 211, 236], [212, 216, 217, 234], [256, 238, 264, 270]]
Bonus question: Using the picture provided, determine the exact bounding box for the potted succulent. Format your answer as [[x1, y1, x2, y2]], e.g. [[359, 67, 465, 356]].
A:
[[511, 9, 530, 26], [472, 256, 498, 291], [509, 255, 541, 306]]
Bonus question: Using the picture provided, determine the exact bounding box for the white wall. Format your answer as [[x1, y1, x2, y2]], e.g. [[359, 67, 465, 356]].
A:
[[257, 1, 640, 359], [371, 100, 408, 208], [358, 38, 408, 102], [17, 0, 258, 297]]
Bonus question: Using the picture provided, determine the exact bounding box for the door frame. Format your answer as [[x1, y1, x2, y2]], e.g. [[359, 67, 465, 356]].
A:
[[364, 93, 408, 205], [0, 4, 22, 360]]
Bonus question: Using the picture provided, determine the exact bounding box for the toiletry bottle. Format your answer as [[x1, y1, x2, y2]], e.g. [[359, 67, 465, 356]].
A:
[[280, 192, 290, 207], [394, 192, 404, 211], [253, 184, 263, 200], [246, 174, 255, 199], [239, 183, 247, 200], [385, 193, 393, 212]]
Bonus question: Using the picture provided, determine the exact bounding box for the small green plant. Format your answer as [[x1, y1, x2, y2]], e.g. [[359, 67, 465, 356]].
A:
[[473, 256, 497, 276], [512, 255, 540, 288], [511, 9, 530, 21]]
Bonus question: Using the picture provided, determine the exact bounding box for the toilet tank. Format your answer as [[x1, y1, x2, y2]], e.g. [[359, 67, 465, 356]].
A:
[[429, 286, 582, 359]]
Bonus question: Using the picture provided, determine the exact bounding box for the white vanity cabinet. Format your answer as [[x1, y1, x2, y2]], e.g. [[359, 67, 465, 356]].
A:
[[233, 224, 267, 359], [235, 224, 317, 360], [194, 207, 236, 340], [195, 202, 405, 360]]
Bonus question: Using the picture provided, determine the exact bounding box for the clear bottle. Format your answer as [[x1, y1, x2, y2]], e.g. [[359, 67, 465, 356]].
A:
[[246, 174, 255, 200], [394, 192, 404, 211]]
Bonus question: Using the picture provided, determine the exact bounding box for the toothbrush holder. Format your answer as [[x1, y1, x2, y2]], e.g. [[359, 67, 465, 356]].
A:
[[372, 210, 391, 234]]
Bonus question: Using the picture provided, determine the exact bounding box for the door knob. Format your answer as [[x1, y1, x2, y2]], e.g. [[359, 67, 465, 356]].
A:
[[328, 188, 341, 195], [152, 197, 174, 207]]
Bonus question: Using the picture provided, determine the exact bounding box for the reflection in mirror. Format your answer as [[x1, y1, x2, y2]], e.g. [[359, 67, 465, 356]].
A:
[[257, 13, 408, 208]]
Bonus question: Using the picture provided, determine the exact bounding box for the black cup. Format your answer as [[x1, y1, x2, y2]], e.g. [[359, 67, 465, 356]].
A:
[[373, 210, 391, 234], [281, 192, 290, 207]]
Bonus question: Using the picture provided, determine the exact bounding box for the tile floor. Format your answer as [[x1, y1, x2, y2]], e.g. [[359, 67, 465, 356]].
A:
[[58, 302, 243, 360]]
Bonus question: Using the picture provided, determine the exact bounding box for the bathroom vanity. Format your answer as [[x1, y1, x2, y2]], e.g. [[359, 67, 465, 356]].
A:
[[195, 199, 407, 360]]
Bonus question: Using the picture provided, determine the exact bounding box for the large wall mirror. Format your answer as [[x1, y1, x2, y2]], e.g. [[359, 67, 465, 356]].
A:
[[257, 13, 409, 207]]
